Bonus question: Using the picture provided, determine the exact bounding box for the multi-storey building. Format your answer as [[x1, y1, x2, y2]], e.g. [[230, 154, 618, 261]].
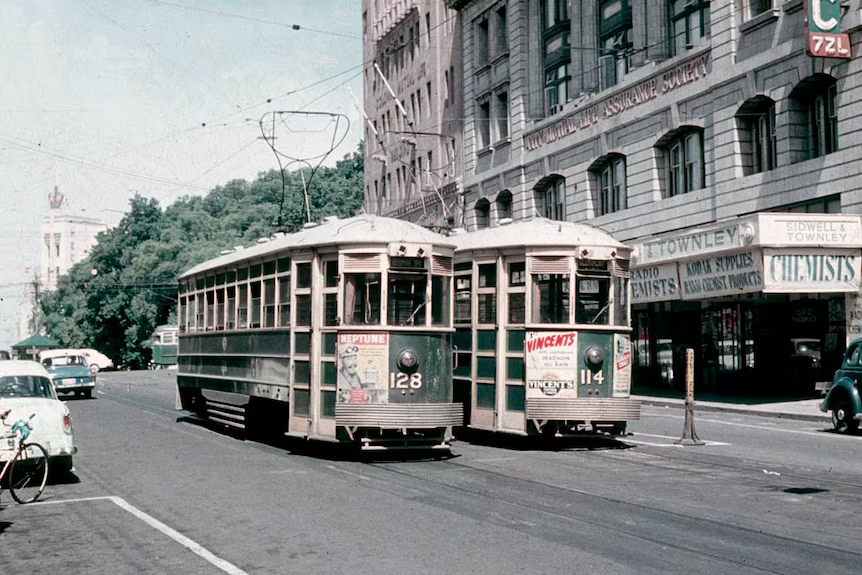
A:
[[40, 187, 108, 291], [447, 0, 862, 394], [362, 0, 464, 228]]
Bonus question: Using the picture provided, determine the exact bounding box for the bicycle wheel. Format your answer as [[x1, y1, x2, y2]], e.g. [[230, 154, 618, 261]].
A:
[[9, 442, 49, 504]]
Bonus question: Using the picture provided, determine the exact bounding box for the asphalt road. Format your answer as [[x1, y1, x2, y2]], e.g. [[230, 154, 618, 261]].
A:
[[1, 370, 860, 574]]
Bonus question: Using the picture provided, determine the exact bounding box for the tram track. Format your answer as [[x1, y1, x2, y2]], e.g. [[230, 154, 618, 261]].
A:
[[352, 448, 862, 574]]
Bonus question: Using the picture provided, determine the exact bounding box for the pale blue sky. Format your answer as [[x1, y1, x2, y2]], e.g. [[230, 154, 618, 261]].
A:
[[0, 0, 363, 350]]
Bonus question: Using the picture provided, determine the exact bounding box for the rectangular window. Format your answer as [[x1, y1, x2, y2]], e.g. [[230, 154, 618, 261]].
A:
[[496, 91, 509, 142], [388, 273, 428, 326], [575, 277, 610, 325], [455, 274, 472, 324], [227, 286, 236, 329], [531, 274, 570, 323], [277, 277, 290, 327], [238, 285, 248, 329], [669, 142, 682, 197], [344, 273, 381, 325], [495, 6, 507, 55], [684, 132, 703, 191], [264, 279, 275, 328], [295, 294, 312, 326], [426, 81, 432, 117], [250, 282, 262, 328], [477, 100, 491, 149], [476, 18, 490, 66], [431, 276, 450, 326]]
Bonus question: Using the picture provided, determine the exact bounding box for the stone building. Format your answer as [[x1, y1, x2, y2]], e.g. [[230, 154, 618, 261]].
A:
[[362, 0, 464, 229], [447, 0, 862, 394]]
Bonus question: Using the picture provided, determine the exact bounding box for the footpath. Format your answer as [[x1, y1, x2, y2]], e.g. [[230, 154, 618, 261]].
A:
[[632, 390, 831, 423]]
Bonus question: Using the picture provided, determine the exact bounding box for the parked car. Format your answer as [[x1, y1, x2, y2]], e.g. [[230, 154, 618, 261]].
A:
[[39, 352, 96, 398], [0, 360, 76, 474], [79, 348, 113, 372], [820, 339, 862, 433]]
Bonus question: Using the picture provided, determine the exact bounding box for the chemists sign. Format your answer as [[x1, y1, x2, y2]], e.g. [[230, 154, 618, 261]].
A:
[[804, 0, 851, 58], [679, 251, 763, 300], [763, 249, 861, 293]]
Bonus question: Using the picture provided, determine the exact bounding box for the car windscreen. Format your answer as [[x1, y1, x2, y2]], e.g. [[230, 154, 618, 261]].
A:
[[45, 356, 86, 367], [0, 375, 56, 398]]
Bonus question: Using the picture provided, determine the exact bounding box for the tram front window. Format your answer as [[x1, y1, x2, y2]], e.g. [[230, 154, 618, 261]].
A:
[[532, 274, 570, 324], [344, 273, 381, 325], [576, 277, 610, 325], [431, 276, 450, 326], [389, 273, 428, 326]]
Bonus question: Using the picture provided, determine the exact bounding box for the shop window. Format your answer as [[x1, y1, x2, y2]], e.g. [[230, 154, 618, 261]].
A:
[[670, 0, 710, 56], [591, 154, 627, 215], [535, 176, 566, 221], [659, 128, 704, 197], [598, 0, 632, 91], [736, 97, 777, 175]]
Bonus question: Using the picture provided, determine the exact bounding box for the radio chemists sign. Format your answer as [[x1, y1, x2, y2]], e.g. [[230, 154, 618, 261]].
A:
[[804, 0, 850, 59]]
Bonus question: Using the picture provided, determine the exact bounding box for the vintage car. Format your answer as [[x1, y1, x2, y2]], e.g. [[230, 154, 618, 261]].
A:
[[40, 352, 96, 398], [0, 360, 76, 474], [42, 347, 113, 372], [820, 339, 862, 433]]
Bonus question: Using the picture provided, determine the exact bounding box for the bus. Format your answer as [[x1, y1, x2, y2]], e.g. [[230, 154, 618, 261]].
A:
[[451, 218, 640, 438], [175, 215, 462, 450], [150, 325, 179, 368]]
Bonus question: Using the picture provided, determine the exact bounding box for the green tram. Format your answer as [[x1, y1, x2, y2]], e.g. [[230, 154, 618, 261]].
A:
[[451, 219, 640, 437], [150, 325, 179, 367], [175, 215, 462, 450]]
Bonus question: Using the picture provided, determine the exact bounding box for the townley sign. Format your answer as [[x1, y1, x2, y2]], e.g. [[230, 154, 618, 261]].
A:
[[630, 213, 862, 303]]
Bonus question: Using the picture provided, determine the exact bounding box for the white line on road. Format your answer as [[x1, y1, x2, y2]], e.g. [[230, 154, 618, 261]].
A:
[[32, 496, 248, 575]]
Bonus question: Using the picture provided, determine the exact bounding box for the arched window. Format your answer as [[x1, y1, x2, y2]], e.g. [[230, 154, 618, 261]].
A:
[[736, 96, 777, 175], [496, 190, 512, 221], [598, 0, 633, 90], [474, 198, 491, 229], [590, 154, 627, 215], [788, 75, 837, 162], [534, 176, 565, 221], [657, 127, 705, 197]]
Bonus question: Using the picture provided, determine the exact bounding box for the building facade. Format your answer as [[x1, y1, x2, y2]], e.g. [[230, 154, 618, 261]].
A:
[[362, 0, 464, 228], [40, 187, 108, 291], [448, 0, 862, 394]]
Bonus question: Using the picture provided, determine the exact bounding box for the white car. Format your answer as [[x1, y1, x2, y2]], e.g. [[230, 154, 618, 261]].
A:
[[41, 348, 113, 372], [0, 360, 77, 475]]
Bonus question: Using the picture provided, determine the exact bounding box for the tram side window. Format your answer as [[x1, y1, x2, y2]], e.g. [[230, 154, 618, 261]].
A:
[[238, 284, 249, 329], [576, 277, 610, 325], [431, 275, 450, 326], [196, 293, 205, 331], [613, 277, 629, 327], [455, 274, 472, 324], [216, 288, 226, 330], [250, 282, 262, 328], [179, 296, 187, 333], [344, 273, 381, 325], [532, 274, 569, 323], [278, 276, 291, 327], [477, 263, 496, 324], [226, 286, 236, 330], [508, 262, 526, 324], [264, 279, 276, 328], [388, 273, 427, 326]]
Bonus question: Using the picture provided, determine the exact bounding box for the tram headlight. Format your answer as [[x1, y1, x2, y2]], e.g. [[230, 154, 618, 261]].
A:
[[397, 348, 419, 371], [584, 346, 605, 371]]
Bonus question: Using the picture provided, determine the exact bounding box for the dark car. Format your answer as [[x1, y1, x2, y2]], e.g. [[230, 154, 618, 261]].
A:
[[820, 339, 862, 433]]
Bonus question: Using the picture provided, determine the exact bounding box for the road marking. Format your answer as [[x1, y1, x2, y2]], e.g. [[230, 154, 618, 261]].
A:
[[32, 496, 248, 575], [643, 411, 846, 438], [626, 432, 729, 447]]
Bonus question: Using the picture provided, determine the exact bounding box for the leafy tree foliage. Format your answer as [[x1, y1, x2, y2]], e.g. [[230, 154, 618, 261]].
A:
[[40, 143, 365, 369]]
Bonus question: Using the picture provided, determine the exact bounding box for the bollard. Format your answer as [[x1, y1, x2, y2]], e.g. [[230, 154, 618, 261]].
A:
[[675, 348, 705, 446]]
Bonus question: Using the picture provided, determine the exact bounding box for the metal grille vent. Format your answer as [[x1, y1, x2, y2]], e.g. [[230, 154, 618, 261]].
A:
[[343, 253, 383, 272], [432, 255, 453, 275], [613, 259, 630, 278], [530, 256, 570, 274]]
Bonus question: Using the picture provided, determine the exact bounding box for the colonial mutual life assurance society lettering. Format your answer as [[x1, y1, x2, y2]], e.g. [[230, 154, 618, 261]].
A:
[[524, 54, 710, 151]]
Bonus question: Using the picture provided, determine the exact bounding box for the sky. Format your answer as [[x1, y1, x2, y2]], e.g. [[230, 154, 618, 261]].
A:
[[0, 0, 363, 350]]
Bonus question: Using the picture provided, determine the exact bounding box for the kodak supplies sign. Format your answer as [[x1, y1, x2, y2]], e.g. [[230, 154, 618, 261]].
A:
[[525, 332, 579, 400]]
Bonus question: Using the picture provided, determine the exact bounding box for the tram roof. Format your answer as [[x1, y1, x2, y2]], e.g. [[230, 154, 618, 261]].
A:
[[451, 218, 630, 253], [180, 215, 455, 278]]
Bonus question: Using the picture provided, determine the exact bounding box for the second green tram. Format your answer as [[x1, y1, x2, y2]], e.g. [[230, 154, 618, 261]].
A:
[[175, 215, 462, 450], [451, 219, 641, 437]]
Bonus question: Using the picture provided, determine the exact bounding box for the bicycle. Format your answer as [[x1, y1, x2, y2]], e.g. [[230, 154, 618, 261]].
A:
[[0, 408, 50, 504]]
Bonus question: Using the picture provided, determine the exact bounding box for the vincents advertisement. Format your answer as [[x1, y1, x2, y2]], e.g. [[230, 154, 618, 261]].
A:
[[525, 331, 579, 399]]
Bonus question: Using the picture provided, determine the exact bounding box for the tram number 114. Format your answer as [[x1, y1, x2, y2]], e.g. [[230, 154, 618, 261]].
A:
[[580, 369, 604, 385], [390, 372, 423, 389]]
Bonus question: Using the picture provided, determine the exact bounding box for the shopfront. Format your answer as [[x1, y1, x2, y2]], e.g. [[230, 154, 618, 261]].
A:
[[630, 213, 862, 396]]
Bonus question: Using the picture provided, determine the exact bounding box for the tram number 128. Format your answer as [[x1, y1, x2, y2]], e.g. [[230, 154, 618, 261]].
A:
[[390, 372, 424, 389]]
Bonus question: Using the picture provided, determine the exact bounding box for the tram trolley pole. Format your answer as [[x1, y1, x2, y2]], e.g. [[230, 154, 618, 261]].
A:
[[675, 348, 705, 446]]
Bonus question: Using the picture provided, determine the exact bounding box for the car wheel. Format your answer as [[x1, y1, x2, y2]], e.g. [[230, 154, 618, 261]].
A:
[[83, 389, 92, 399], [90, 364, 100, 373], [831, 395, 859, 434]]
